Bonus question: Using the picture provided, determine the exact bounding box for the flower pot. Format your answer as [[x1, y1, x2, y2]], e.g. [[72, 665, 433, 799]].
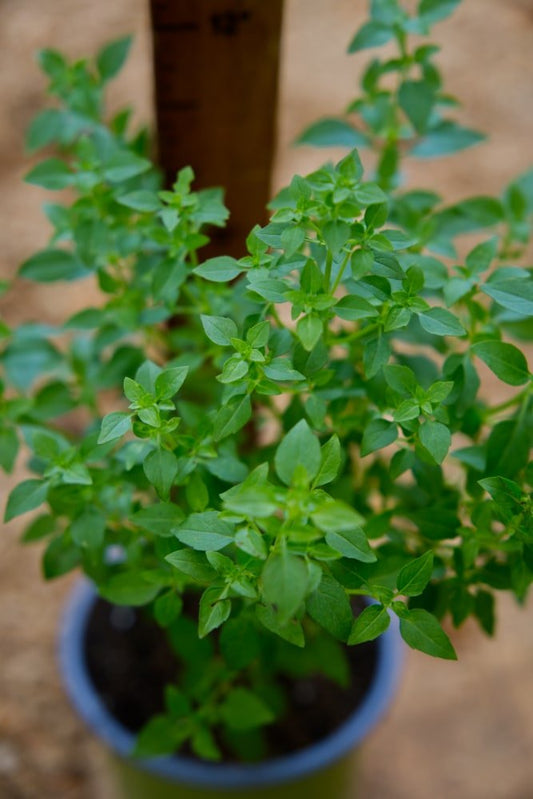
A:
[[59, 580, 403, 799]]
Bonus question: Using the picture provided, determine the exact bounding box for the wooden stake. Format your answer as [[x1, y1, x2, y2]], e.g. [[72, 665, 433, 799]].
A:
[[150, 0, 284, 256]]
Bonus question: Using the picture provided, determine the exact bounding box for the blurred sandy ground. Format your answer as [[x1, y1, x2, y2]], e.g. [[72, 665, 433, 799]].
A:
[[0, 0, 532, 797]]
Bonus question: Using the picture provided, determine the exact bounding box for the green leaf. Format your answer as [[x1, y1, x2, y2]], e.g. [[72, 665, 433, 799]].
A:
[[255, 604, 305, 647], [220, 618, 261, 669], [354, 183, 388, 205], [133, 503, 184, 537], [323, 221, 350, 254], [274, 420, 321, 485], [194, 256, 243, 282], [103, 152, 151, 182], [97, 412, 132, 444], [246, 321, 270, 349], [154, 591, 183, 627], [97, 35, 132, 81], [5, 479, 48, 522], [100, 573, 160, 606], [418, 308, 466, 336], [348, 604, 390, 644], [314, 435, 342, 487], [19, 250, 89, 282], [134, 715, 190, 758], [297, 118, 369, 148], [418, 0, 461, 25], [143, 449, 179, 500], [383, 364, 417, 396], [70, 507, 106, 550], [155, 366, 189, 399], [117, 190, 161, 212], [261, 549, 309, 623], [325, 528, 376, 563], [263, 358, 305, 382], [177, 512, 234, 551], [419, 421, 451, 464], [0, 427, 19, 473], [296, 314, 322, 351], [399, 608, 457, 659], [411, 122, 485, 158], [213, 395, 252, 441], [399, 81, 435, 134], [481, 279, 533, 317], [465, 238, 497, 275], [397, 552, 434, 596], [335, 295, 378, 321], [198, 587, 231, 637], [312, 500, 365, 534], [307, 574, 353, 641], [361, 418, 398, 456], [201, 315, 238, 346], [471, 341, 530, 386], [165, 549, 216, 582], [220, 688, 274, 731], [25, 158, 73, 190], [348, 21, 394, 52], [26, 109, 63, 152]]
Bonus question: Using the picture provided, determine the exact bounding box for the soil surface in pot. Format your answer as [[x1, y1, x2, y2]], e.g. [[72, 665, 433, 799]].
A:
[[84, 598, 377, 761]]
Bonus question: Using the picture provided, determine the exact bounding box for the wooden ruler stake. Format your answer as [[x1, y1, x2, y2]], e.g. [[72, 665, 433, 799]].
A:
[[150, 0, 284, 256]]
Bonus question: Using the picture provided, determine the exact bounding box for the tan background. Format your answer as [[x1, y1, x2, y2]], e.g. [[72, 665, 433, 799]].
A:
[[1, 0, 532, 796]]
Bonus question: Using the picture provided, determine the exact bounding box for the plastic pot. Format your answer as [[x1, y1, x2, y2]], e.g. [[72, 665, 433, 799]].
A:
[[59, 580, 403, 798]]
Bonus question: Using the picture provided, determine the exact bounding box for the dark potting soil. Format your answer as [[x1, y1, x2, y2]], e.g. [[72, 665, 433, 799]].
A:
[[84, 598, 378, 761]]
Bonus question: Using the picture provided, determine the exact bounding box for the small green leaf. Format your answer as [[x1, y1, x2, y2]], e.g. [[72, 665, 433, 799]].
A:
[[361, 419, 398, 456], [419, 421, 451, 464], [263, 359, 305, 382], [201, 315, 238, 346], [177, 512, 234, 551], [165, 549, 216, 582], [274, 420, 321, 485], [220, 688, 274, 731], [100, 573, 160, 606], [297, 118, 369, 148], [398, 608, 457, 659], [133, 503, 184, 537], [5, 479, 48, 522], [25, 158, 73, 190], [198, 587, 231, 637], [261, 549, 309, 623], [213, 395, 252, 441], [154, 590, 183, 627], [307, 574, 353, 641], [411, 122, 485, 158], [103, 152, 151, 183], [465, 238, 497, 275], [325, 528, 376, 563], [471, 341, 530, 386], [98, 412, 132, 444], [418, 0, 461, 25], [117, 190, 161, 212], [481, 279, 533, 316], [20, 250, 89, 282], [399, 80, 435, 134], [194, 256, 243, 282], [348, 604, 390, 644], [296, 314, 323, 351], [314, 435, 342, 487], [70, 507, 106, 550], [0, 427, 19, 473], [348, 21, 394, 52], [335, 295, 378, 321], [97, 35, 132, 81], [143, 449, 179, 500], [418, 307, 466, 337], [397, 552, 434, 596], [155, 366, 189, 399]]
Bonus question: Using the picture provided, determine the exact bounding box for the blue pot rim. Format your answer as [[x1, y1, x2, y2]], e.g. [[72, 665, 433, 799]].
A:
[[59, 578, 403, 791]]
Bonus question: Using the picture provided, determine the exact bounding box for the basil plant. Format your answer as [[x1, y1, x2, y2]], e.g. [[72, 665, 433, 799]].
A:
[[1, 0, 531, 761]]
